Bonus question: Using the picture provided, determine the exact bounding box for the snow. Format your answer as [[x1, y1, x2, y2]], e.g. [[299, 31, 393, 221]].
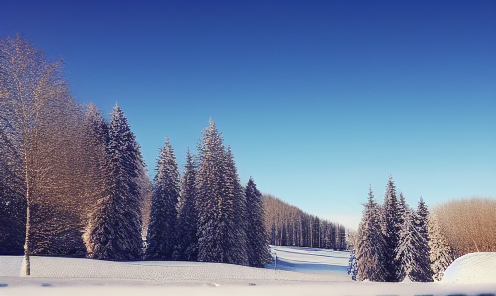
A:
[[1, 247, 495, 296], [442, 252, 496, 284]]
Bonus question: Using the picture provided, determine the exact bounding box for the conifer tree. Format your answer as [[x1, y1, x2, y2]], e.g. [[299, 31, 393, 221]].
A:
[[195, 119, 248, 265], [396, 208, 419, 281], [195, 119, 226, 263], [145, 137, 180, 260], [83, 103, 144, 261], [173, 148, 198, 261], [382, 175, 402, 281], [224, 146, 249, 265], [356, 186, 387, 281], [428, 213, 453, 281], [411, 197, 434, 282], [245, 177, 271, 267]]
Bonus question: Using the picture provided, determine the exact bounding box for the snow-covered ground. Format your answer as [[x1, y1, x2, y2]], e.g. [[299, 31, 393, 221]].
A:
[[1, 247, 495, 296]]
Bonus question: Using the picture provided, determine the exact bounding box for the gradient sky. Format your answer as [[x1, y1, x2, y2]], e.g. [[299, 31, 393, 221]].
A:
[[1, 0, 495, 229]]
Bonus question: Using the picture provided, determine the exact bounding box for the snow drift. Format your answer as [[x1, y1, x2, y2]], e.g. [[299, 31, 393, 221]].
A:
[[442, 252, 496, 284]]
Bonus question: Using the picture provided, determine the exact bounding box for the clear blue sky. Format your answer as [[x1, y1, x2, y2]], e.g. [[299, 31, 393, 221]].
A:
[[2, 0, 495, 229]]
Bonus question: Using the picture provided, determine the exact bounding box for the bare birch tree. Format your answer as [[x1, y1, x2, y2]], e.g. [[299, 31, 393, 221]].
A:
[[0, 35, 82, 274]]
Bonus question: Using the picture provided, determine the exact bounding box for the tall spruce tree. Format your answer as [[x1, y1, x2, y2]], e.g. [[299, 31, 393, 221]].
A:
[[428, 213, 453, 281], [173, 148, 198, 261], [145, 137, 180, 260], [245, 177, 271, 267], [224, 146, 249, 266], [195, 119, 247, 265], [83, 103, 143, 261], [411, 197, 434, 282], [356, 186, 387, 281], [382, 175, 402, 281], [395, 191, 408, 280]]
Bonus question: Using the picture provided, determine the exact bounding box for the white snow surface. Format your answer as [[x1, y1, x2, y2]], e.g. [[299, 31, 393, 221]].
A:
[[442, 252, 496, 284], [1, 247, 495, 296]]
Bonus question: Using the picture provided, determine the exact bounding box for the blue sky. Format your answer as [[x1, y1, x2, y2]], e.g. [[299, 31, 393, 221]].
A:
[[1, 0, 495, 229]]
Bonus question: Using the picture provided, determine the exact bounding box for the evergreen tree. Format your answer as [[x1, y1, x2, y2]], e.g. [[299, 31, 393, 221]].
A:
[[145, 137, 180, 260], [382, 175, 402, 281], [396, 207, 418, 281], [411, 197, 434, 282], [395, 191, 408, 280], [195, 119, 247, 265], [173, 148, 198, 261], [245, 177, 272, 267], [83, 103, 143, 261], [223, 146, 249, 265], [356, 186, 387, 281], [428, 213, 454, 281]]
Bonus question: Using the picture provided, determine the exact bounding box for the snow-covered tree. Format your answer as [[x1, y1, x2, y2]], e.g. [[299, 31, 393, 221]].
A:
[[195, 119, 248, 265], [145, 137, 180, 260], [173, 148, 198, 261], [223, 146, 249, 266], [428, 213, 453, 281], [356, 186, 387, 281], [382, 175, 402, 282], [396, 207, 418, 281], [396, 198, 434, 282], [411, 197, 434, 282], [245, 177, 271, 267], [83, 103, 144, 261]]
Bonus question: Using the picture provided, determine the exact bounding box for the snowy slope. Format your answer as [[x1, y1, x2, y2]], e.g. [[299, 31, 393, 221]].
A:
[[1, 248, 496, 296], [442, 252, 496, 284], [267, 246, 350, 276]]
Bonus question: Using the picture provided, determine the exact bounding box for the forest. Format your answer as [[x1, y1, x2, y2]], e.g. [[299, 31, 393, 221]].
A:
[[263, 194, 347, 250]]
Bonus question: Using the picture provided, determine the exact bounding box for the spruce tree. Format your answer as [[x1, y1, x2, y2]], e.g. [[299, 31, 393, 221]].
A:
[[223, 146, 249, 265], [356, 186, 387, 281], [173, 148, 198, 261], [396, 207, 419, 281], [382, 175, 402, 281], [245, 177, 272, 267], [195, 119, 247, 265], [411, 197, 434, 282], [145, 137, 180, 260], [428, 213, 453, 281], [83, 103, 143, 261]]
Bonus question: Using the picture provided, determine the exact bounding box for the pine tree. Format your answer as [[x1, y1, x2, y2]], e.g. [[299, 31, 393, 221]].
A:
[[356, 186, 387, 281], [428, 213, 454, 281], [83, 103, 143, 261], [382, 175, 402, 281], [173, 148, 198, 261], [245, 177, 272, 267], [145, 137, 180, 260], [411, 197, 434, 282]]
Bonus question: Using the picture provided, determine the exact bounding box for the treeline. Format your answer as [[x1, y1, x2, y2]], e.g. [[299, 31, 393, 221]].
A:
[[351, 175, 455, 282], [263, 194, 347, 250], [0, 35, 271, 274]]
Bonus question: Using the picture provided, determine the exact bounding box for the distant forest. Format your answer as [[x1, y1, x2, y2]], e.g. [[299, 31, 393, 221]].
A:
[[263, 194, 347, 250]]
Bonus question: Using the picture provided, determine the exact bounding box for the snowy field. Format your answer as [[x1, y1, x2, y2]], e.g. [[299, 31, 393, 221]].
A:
[[1, 247, 495, 296]]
